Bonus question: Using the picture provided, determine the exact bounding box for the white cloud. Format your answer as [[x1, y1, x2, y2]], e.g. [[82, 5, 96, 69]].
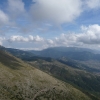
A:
[[4, 24, 100, 49], [52, 24, 100, 47], [0, 39, 2, 45], [0, 0, 25, 33], [30, 0, 100, 25], [53, 33, 79, 47], [1, 0, 100, 36], [8, 0, 25, 18], [0, 37, 5, 45], [1, 23, 100, 50], [30, 0, 82, 24], [8, 35, 44, 43], [78, 24, 100, 44], [29, 35, 44, 42], [47, 39, 54, 44], [85, 0, 100, 9], [8, 35, 29, 42], [1, 0, 100, 50], [0, 10, 9, 26]]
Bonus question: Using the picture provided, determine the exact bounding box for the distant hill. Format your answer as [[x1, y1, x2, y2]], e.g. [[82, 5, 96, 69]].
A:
[[0, 45, 34, 59], [0, 49, 92, 100], [1, 46, 100, 61], [28, 47, 100, 61], [29, 47, 93, 53]]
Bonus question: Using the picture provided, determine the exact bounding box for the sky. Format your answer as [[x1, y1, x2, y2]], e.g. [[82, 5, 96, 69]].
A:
[[0, 0, 100, 50]]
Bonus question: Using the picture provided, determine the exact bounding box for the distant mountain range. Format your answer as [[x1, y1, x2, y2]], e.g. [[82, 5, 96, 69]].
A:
[[1, 46, 100, 61], [28, 47, 100, 61]]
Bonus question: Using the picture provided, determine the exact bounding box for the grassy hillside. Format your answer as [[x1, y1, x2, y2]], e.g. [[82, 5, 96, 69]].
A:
[[27, 57, 100, 100], [58, 58, 100, 73], [0, 50, 92, 100]]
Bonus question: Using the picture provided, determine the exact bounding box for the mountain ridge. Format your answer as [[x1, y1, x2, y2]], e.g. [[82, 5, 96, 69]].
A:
[[28, 47, 100, 61]]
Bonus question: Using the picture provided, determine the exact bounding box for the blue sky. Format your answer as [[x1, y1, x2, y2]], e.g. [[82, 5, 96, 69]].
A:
[[0, 0, 100, 50]]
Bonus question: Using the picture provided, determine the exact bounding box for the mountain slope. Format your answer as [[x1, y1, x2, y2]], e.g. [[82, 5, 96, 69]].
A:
[[0, 50, 91, 100], [27, 56, 100, 100], [0, 45, 34, 59]]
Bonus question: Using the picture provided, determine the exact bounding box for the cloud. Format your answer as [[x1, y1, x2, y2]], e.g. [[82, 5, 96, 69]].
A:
[[47, 39, 54, 44], [53, 33, 79, 47], [0, 10, 9, 26], [78, 24, 100, 44], [30, 0, 82, 24], [29, 35, 44, 42], [30, 0, 100, 25], [0, 39, 2, 45], [0, 0, 26, 34], [8, 35, 44, 43], [1, 0, 100, 36], [7, 0, 25, 18], [0, 37, 5, 45], [3, 24, 100, 50], [1, 0, 100, 50], [85, 0, 100, 9], [52, 24, 100, 47], [8, 35, 29, 42]]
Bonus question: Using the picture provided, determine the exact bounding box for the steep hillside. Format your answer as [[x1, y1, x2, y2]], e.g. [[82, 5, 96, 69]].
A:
[[58, 58, 100, 73], [27, 57, 100, 100], [0, 50, 91, 100]]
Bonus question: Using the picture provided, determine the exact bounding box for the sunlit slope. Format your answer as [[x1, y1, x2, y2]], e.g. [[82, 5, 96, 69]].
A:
[[0, 50, 91, 100]]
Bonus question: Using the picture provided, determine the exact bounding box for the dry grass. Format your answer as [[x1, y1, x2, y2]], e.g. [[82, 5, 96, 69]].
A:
[[0, 50, 91, 100]]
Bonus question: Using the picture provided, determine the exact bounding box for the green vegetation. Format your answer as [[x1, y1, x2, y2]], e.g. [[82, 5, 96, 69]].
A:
[[0, 50, 91, 100], [28, 57, 100, 100]]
